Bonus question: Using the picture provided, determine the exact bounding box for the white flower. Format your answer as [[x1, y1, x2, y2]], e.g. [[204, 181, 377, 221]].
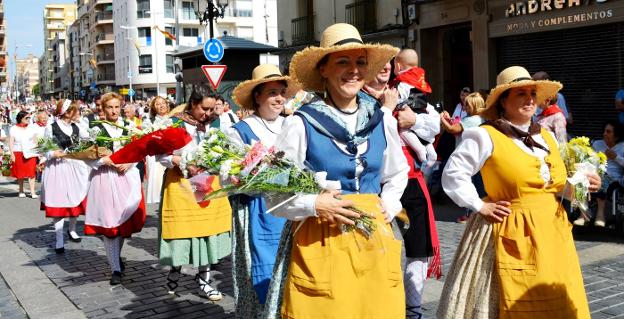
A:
[[207, 133, 218, 144], [220, 159, 233, 179]]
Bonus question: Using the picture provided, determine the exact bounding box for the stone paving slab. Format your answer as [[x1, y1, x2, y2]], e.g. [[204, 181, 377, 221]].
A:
[[0, 273, 27, 319]]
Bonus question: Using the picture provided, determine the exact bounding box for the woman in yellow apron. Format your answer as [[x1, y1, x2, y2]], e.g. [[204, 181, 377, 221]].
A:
[[264, 23, 409, 319], [156, 90, 232, 300], [439, 66, 601, 318]]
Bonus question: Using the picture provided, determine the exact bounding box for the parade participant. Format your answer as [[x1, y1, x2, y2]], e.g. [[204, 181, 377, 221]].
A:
[[535, 94, 567, 144], [9, 111, 37, 198], [227, 64, 298, 316], [579, 121, 624, 227], [266, 23, 409, 318], [85, 93, 146, 285], [391, 48, 440, 169], [145, 96, 171, 204], [367, 60, 442, 318], [439, 66, 599, 318], [156, 90, 231, 301], [41, 100, 91, 254]]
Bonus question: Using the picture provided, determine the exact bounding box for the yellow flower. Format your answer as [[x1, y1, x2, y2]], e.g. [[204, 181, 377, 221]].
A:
[[598, 152, 607, 165]]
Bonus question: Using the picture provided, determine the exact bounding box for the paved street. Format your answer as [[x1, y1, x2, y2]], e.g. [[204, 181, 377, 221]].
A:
[[1, 176, 624, 318]]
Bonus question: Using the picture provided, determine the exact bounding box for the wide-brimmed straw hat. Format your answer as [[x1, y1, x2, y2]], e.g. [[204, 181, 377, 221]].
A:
[[232, 64, 299, 110], [482, 66, 562, 120], [289, 23, 399, 92]]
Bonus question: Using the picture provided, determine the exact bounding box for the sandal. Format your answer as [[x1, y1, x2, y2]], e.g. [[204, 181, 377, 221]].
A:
[[166, 266, 181, 294], [196, 272, 223, 301], [406, 305, 423, 319]]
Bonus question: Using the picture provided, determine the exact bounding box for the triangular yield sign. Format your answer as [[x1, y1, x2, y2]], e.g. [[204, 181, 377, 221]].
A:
[[201, 65, 227, 89]]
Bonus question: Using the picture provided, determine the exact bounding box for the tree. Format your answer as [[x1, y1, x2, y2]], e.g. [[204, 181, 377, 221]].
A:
[[33, 84, 40, 97]]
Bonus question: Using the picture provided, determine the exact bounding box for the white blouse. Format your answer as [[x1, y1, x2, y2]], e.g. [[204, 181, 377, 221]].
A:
[[223, 114, 283, 147], [272, 107, 409, 221], [43, 120, 89, 159], [9, 125, 36, 152], [157, 121, 202, 168], [442, 123, 557, 213]]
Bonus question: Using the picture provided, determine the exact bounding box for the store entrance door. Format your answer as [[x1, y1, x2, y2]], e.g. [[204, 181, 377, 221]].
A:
[[420, 23, 473, 113]]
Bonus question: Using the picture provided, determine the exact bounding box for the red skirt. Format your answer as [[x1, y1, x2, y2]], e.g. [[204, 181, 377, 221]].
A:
[[84, 198, 146, 238], [42, 197, 87, 218], [11, 152, 36, 179]]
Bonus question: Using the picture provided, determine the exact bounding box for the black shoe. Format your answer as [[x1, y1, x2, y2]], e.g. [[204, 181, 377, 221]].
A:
[[55, 247, 65, 254], [110, 271, 122, 285], [119, 258, 125, 273], [67, 230, 82, 243]]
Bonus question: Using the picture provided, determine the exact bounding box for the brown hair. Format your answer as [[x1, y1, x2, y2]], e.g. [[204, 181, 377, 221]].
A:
[[149, 96, 169, 118], [100, 92, 123, 108], [55, 99, 79, 118]]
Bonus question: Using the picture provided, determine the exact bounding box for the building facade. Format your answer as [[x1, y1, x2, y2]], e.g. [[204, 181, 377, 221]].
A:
[[276, 0, 406, 68], [40, 4, 77, 98], [405, 0, 624, 138], [15, 54, 39, 101], [0, 0, 7, 93], [112, 0, 278, 100]]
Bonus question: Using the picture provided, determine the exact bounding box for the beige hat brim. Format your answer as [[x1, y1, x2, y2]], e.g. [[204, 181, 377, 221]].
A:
[[481, 79, 563, 120], [232, 76, 300, 110], [290, 43, 399, 92]]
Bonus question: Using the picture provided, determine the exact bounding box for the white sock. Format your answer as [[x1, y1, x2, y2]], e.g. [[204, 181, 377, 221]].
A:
[[53, 218, 64, 249], [405, 257, 428, 318], [68, 217, 79, 238], [103, 237, 122, 272]]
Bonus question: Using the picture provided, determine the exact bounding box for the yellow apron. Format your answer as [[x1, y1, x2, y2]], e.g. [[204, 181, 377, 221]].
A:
[[160, 168, 232, 239], [281, 194, 405, 319], [481, 126, 590, 319]]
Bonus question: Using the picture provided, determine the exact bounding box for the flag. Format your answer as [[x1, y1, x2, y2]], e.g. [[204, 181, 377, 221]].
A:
[[154, 26, 176, 41], [133, 40, 141, 56], [89, 59, 97, 68]]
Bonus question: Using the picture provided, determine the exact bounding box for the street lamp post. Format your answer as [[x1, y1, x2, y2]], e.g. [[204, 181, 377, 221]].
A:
[[13, 44, 32, 103], [145, 10, 163, 97], [194, 0, 228, 40], [120, 26, 137, 103]]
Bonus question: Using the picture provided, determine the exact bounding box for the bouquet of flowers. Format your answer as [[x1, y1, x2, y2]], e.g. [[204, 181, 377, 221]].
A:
[[35, 126, 115, 160], [560, 136, 607, 212], [182, 128, 377, 239], [0, 153, 12, 176]]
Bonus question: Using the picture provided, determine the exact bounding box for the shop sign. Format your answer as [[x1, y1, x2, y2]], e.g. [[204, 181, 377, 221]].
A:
[[506, 0, 608, 18]]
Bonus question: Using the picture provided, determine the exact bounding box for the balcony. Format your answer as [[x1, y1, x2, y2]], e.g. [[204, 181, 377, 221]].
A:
[[96, 72, 115, 83], [345, 0, 377, 34], [47, 23, 66, 30], [0, 25, 4, 38], [95, 12, 113, 24], [96, 52, 114, 64], [291, 16, 315, 46], [94, 32, 114, 45]]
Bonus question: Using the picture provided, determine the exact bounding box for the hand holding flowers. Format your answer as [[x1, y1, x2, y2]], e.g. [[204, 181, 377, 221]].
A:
[[560, 137, 606, 212]]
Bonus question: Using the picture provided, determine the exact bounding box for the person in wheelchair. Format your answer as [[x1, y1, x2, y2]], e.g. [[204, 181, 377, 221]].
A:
[[575, 120, 624, 227]]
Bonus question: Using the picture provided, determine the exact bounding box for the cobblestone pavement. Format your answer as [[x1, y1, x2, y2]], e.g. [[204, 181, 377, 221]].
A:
[[2, 181, 624, 318]]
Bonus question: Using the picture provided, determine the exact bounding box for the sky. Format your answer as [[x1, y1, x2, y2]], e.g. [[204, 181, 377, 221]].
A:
[[6, 0, 75, 80]]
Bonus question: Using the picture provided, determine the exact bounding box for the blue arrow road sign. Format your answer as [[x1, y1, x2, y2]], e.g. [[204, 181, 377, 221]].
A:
[[203, 38, 224, 63]]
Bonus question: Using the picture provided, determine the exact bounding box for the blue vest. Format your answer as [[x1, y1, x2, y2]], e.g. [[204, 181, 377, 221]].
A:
[[298, 114, 386, 194], [231, 120, 286, 304]]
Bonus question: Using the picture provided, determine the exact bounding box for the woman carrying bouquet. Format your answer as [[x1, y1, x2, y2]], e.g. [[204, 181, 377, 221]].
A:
[[40, 100, 91, 254], [267, 23, 409, 318], [85, 93, 146, 285], [156, 91, 231, 300], [145, 96, 171, 204], [227, 64, 298, 316], [439, 66, 600, 318], [8, 111, 38, 198]]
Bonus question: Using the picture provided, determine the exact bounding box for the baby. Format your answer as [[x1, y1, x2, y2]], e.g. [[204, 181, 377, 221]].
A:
[[392, 49, 439, 168]]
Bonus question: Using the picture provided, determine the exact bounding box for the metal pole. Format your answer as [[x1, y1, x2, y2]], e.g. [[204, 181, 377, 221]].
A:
[[175, 0, 182, 104], [127, 31, 134, 103]]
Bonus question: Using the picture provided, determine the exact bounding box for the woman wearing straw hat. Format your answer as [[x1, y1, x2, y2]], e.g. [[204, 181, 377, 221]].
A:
[[226, 63, 298, 317], [264, 23, 409, 318], [439, 66, 599, 318]]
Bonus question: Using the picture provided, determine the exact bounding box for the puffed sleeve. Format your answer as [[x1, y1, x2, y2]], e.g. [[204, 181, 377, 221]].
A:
[[442, 127, 493, 213], [223, 125, 244, 146], [380, 111, 409, 217], [271, 115, 318, 221]]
